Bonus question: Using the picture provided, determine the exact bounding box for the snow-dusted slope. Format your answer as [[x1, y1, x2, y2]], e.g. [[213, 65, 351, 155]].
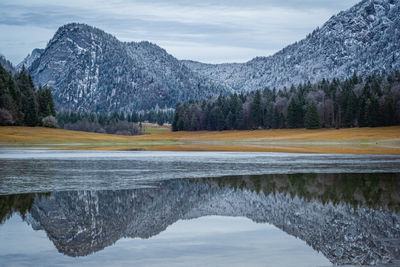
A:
[[0, 54, 15, 74], [27, 23, 226, 112], [16, 48, 44, 71], [183, 0, 400, 92], [23, 0, 400, 111]]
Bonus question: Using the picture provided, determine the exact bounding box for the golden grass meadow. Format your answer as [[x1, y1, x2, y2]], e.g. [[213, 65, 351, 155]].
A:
[[1, 125, 400, 155]]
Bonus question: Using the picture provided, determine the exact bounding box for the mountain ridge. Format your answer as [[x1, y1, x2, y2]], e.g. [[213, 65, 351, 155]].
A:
[[20, 0, 400, 112], [16, 48, 44, 71], [0, 54, 16, 74], [26, 23, 226, 112], [182, 0, 400, 91]]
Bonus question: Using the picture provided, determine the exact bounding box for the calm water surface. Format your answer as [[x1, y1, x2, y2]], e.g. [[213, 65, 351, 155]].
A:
[[1, 150, 400, 266]]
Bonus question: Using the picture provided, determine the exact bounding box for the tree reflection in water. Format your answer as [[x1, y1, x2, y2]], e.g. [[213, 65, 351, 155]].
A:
[[1, 173, 399, 265]]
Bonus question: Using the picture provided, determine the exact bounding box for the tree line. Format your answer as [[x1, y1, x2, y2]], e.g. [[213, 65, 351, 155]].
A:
[[172, 71, 400, 131], [57, 109, 173, 135], [0, 64, 56, 126]]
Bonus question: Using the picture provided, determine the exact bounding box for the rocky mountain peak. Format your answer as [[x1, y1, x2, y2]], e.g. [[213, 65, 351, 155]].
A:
[[21, 0, 400, 112], [26, 23, 225, 112], [16, 48, 44, 71]]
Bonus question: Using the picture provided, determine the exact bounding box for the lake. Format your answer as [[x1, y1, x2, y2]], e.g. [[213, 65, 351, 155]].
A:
[[1, 150, 400, 266]]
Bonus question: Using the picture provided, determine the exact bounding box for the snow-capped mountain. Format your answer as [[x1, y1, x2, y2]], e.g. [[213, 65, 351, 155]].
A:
[[16, 48, 44, 71], [183, 0, 400, 92], [27, 23, 226, 112], [23, 0, 400, 112], [26, 174, 400, 265]]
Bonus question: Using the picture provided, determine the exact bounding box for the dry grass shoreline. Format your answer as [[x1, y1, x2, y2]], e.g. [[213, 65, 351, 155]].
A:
[[0, 126, 400, 155]]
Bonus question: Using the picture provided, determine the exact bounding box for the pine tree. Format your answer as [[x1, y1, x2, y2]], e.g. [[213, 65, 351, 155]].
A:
[[8, 76, 23, 124], [225, 111, 234, 130], [251, 90, 262, 128], [382, 95, 394, 126], [24, 94, 38, 126], [37, 85, 47, 119], [343, 90, 357, 127], [286, 98, 298, 128], [0, 65, 14, 113], [264, 105, 273, 129], [358, 97, 367, 127], [272, 107, 280, 129], [367, 98, 379, 127], [304, 102, 320, 129], [17, 70, 38, 126], [45, 86, 56, 116], [216, 107, 225, 131]]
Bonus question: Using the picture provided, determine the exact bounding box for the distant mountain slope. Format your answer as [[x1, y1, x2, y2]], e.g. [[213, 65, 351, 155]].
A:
[[23, 0, 400, 112], [27, 23, 226, 112], [183, 0, 400, 91], [0, 54, 15, 74], [16, 48, 44, 71]]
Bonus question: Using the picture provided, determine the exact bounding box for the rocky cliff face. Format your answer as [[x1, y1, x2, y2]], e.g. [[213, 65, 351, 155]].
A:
[[27, 176, 400, 265], [183, 0, 400, 92], [16, 49, 44, 71], [27, 23, 225, 112]]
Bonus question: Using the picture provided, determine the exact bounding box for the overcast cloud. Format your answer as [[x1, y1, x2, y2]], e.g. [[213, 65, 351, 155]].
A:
[[0, 0, 359, 65]]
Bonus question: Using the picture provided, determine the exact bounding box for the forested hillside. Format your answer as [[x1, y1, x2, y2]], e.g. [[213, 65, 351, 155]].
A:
[[0, 55, 15, 74], [184, 0, 400, 92], [0, 64, 56, 127], [26, 23, 226, 112], [172, 72, 400, 131], [0, 60, 170, 135]]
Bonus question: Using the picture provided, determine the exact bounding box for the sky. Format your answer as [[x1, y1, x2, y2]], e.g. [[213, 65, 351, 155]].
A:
[[0, 0, 360, 65]]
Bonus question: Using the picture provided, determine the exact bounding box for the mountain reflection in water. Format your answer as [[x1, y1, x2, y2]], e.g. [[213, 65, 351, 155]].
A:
[[1, 173, 399, 266]]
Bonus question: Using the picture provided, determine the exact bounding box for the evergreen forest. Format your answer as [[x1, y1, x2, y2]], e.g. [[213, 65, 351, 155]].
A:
[[172, 72, 400, 131], [0, 64, 56, 126], [56, 109, 174, 135]]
